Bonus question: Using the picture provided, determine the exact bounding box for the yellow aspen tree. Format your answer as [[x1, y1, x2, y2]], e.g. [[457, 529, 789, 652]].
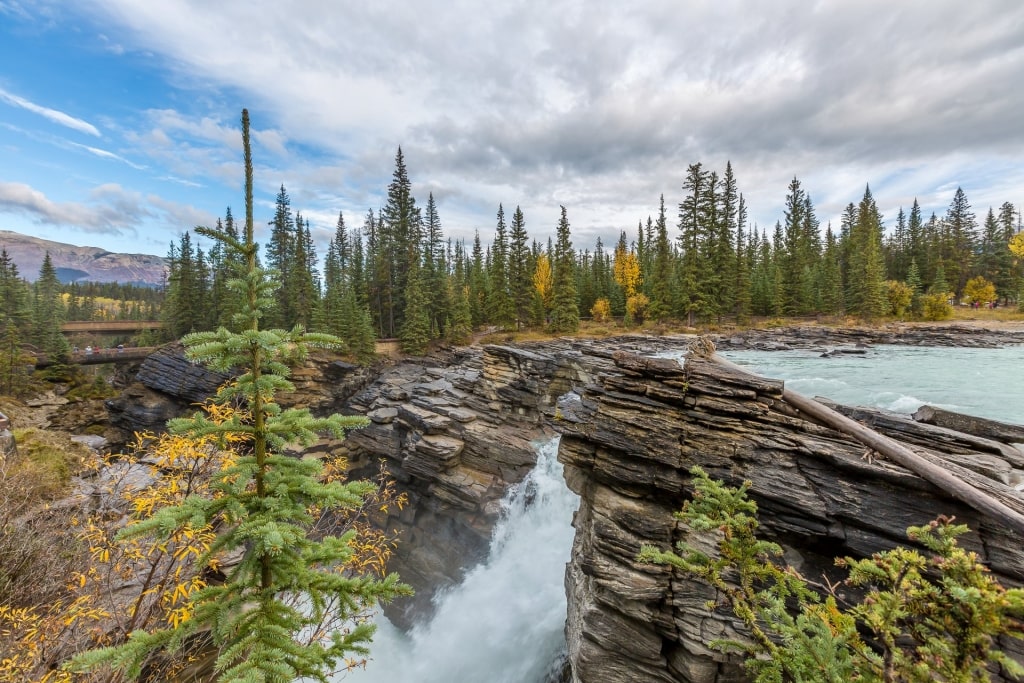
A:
[[533, 253, 553, 310], [613, 245, 642, 299]]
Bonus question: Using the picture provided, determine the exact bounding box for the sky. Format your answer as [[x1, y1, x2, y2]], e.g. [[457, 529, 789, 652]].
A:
[[1, 0, 1022, 263]]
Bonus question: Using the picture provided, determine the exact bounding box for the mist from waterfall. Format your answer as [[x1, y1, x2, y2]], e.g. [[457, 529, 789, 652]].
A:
[[339, 436, 578, 683]]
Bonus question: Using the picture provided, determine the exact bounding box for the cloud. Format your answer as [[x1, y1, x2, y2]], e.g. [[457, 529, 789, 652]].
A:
[[68, 141, 147, 170], [0, 87, 101, 137], [0, 181, 145, 233], [12, 0, 1024, 251]]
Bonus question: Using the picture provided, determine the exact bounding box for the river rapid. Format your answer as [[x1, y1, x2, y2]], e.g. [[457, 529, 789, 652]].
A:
[[719, 344, 1024, 424], [337, 342, 1023, 682]]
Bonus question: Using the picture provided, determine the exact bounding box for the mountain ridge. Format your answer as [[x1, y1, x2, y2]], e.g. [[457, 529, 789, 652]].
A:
[[0, 230, 166, 286]]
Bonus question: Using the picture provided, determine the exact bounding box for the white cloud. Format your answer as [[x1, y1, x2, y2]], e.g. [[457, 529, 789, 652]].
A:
[[12, 0, 1024, 249], [0, 181, 140, 232], [0, 87, 101, 137], [68, 141, 147, 170]]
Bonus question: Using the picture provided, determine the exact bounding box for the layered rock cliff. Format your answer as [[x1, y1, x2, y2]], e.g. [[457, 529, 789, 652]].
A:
[[556, 349, 1024, 683], [99, 329, 1024, 680]]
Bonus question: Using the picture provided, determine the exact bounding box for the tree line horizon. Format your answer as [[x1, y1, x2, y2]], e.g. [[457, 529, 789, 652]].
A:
[[160, 150, 1024, 353], [5, 148, 1022, 362]]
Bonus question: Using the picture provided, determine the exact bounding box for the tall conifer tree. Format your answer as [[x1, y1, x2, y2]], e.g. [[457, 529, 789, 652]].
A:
[[549, 206, 579, 333], [71, 109, 406, 682]]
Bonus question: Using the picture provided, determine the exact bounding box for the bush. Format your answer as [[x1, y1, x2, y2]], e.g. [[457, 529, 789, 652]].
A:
[[885, 280, 913, 317], [640, 468, 1024, 683], [590, 298, 611, 323], [921, 292, 953, 320]]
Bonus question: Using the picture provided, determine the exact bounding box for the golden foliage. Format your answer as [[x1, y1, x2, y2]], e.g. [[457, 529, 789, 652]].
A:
[[0, 402, 405, 681], [963, 275, 997, 305], [625, 293, 649, 326], [613, 245, 641, 298], [1009, 232, 1024, 259], [590, 298, 612, 323], [533, 253, 553, 307]]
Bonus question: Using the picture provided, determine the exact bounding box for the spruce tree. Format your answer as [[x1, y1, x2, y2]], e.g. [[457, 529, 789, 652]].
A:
[[487, 204, 514, 328], [677, 163, 713, 324], [646, 195, 673, 322], [32, 252, 69, 359], [0, 318, 31, 396], [423, 193, 449, 337], [0, 248, 31, 331], [549, 206, 579, 333], [265, 185, 295, 328], [944, 187, 977, 297], [446, 241, 473, 344], [70, 109, 407, 682], [507, 206, 532, 329], [399, 258, 432, 354], [380, 147, 421, 337], [733, 194, 752, 321]]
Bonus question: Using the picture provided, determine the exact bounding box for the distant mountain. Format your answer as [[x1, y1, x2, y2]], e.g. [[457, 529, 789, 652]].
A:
[[0, 230, 166, 286]]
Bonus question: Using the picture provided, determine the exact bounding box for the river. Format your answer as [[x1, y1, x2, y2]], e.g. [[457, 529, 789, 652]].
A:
[[718, 344, 1024, 424], [338, 343, 1023, 681], [338, 436, 577, 682]]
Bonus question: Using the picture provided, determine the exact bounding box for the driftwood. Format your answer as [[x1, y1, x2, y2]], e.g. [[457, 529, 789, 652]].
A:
[[693, 343, 1024, 538], [914, 404, 1024, 445]]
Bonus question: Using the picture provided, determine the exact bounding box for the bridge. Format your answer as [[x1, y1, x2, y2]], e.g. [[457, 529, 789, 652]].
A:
[[61, 320, 165, 335]]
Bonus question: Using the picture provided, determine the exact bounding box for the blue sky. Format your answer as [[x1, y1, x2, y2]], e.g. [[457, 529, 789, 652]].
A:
[[1, 0, 1022, 262]]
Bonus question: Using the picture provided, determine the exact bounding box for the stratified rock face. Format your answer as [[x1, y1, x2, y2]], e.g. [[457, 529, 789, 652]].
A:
[[105, 344, 376, 443], [343, 345, 577, 628], [557, 351, 1024, 683]]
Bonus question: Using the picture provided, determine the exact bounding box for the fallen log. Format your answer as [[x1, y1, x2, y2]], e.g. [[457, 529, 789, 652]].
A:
[[914, 404, 1024, 445], [685, 338, 1024, 538]]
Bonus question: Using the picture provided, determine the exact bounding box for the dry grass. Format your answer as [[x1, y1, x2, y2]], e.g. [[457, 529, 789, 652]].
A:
[[0, 427, 92, 607]]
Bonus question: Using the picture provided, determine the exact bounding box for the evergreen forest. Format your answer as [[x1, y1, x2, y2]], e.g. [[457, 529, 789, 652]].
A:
[[4, 154, 1023, 363]]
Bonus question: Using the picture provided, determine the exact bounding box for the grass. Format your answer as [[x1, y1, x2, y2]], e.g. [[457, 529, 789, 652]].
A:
[[6, 427, 91, 499]]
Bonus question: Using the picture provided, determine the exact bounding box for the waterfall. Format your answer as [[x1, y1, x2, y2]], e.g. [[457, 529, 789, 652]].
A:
[[340, 436, 578, 682]]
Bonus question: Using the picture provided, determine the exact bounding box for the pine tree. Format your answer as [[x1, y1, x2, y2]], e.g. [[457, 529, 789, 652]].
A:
[[713, 161, 739, 318], [286, 217, 320, 329], [70, 109, 407, 683], [487, 204, 514, 327], [164, 232, 209, 337], [379, 147, 421, 337], [818, 225, 845, 315], [265, 185, 295, 329], [944, 187, 977, 298], [423, 193, 449, 337], [32, 252, 69, 359], [507, 206, 532, 329], [0, 318, 31, 396], [469, 231, 487, 327], [733, 194, 752, 322], [677, 163, 710, 325], [399, 258, 432, 354], [647, 195, 673, 322], [446, 241, 473, 344], [549, 206, 579, 333], [0, 248, 31, 332], [845, 186, 887, 319], [997, 202, 1019, 305]]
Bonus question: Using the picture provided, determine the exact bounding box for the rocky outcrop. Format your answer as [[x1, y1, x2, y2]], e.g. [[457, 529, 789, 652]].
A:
[[105, 344, 376, 445], [714, 323, 1024, 351], [342, 343, 600, 628], [556, 349, 1024, 683], [94, 326, 1024, 678]]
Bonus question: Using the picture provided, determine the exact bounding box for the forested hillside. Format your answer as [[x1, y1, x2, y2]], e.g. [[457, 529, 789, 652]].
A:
[[161, 153, 1023, 354]]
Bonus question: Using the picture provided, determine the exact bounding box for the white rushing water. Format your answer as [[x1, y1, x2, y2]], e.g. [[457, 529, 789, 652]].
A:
[[716, 344, 1024, 424], [340, 436, 578, 683], [336, 344, 1021, 682]]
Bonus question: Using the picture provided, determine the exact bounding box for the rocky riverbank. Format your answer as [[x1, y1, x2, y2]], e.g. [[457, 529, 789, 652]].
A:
[[6, 321, 1024, 681]]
